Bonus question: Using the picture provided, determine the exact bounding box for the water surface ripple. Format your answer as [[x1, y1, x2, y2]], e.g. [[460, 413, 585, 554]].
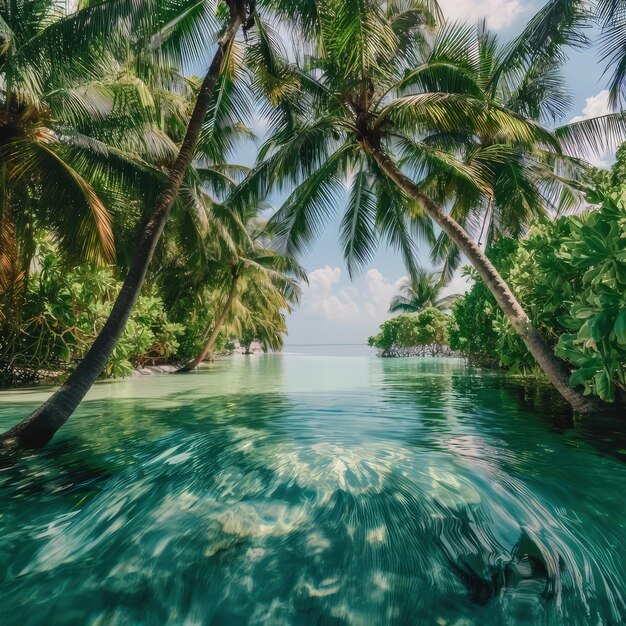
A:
[[1, 354, 625, 625]]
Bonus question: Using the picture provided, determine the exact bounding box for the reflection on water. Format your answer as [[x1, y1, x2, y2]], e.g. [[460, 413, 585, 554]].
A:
[[1, 354, 625, 625]]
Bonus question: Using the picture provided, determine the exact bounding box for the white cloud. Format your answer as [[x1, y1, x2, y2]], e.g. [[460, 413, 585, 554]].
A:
[[570, 90, 611, 123], [438, 0, 529, 30], [300, 266, 473, 328], [300, 266, 408, 325], [569, 90, 614, 169], [363, 269, 406, 320], [301, 266, 360, 322], [308, 266, 342, 292]]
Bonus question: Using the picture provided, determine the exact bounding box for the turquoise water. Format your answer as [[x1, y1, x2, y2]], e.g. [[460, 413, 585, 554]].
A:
[[1, 354, 625, 625]]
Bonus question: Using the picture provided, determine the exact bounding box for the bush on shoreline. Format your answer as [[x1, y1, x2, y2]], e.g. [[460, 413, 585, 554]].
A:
[[449, 195, 626, 403], [0, 241, 188, 386], [368, 308, 452, 358]]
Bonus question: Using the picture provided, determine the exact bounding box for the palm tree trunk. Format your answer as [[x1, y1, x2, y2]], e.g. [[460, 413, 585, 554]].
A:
[[0, 13, 244, 449], [477, 198, 493, 249], [179, 272, 238, 371], [370, 146, 603, 415]]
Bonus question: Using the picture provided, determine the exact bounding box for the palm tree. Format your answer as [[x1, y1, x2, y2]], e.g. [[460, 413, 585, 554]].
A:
[[180, 213, 305, 370], [0, 0, 257, 448], [0, 0, 187, 385], [596, 0, 626, 105], [236, 292, 292, 354], [0, 0, 183, 295], [485, 0, 626, 165], [388, 268, 458, 314], [420, 21, 591, 280], [245, 0, 616, 414]]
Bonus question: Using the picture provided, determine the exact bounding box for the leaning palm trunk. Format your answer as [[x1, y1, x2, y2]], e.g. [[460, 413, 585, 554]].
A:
[[0, 14, 244, 449], [369, 145, 602, 415], [179, 272, 238, 371]]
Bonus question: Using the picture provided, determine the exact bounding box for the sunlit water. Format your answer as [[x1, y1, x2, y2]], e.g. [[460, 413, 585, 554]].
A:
[[1, 353, 626, 625]]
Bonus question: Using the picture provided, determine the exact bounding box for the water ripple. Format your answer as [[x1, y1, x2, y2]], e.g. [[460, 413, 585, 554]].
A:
[[0, 354, 625, 625]]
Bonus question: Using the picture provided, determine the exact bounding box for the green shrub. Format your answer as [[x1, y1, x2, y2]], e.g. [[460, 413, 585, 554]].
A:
[[163, 290, 217, 361], [0, 241, 184, 384], [554, 199, 626, 402], [368, 307, 452, 357], [450, 198, 626, 402]]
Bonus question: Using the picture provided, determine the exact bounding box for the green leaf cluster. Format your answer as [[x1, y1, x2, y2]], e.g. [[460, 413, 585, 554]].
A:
[[0, 240, 187, 385], [368, 307, 450, 354], [450, 197, 626, 402], [555, 199, 626, 402]]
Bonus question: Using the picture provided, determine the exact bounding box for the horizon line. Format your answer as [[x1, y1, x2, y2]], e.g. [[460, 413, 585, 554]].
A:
[[284, 343, 368, 346]]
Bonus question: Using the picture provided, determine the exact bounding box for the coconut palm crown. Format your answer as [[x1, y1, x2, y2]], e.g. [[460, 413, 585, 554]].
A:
[[180, 207, 307, 370], [0, 0, 187, 290], [388, 268, 459, 314]]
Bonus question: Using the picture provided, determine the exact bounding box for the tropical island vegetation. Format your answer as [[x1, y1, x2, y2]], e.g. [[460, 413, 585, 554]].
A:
[[368, 308, 454, 357], [3, 2, 626, 624], [370, 148, 626, 405], [0, 0, 625, 449]]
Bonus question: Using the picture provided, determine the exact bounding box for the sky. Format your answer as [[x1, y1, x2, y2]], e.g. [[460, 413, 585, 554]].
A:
[[230, 0, 615, 346]]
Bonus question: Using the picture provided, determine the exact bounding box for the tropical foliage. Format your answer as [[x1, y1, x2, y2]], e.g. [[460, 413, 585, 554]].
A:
[[180, 213, 306, 370], [388, 268, 458, 313], [449, 193, 626, 404], [0, 0, 265, 446], [555, 199, 626, 402], [424, 20, 591, 279], [0, 0, 195, 290], [510, 0, 626, 106], [0, 240, 184, 386], [368, 308, 452, 357]]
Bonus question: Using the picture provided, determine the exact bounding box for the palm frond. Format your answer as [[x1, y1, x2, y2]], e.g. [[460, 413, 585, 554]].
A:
[[269, 146, 350, 256], [340, 157, 379, 277], [8, 137, 115, 264], [556, 112, 626, 160]]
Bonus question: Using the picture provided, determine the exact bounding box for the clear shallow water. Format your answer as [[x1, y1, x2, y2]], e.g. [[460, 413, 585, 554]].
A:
[[0, 354, 625, 626]]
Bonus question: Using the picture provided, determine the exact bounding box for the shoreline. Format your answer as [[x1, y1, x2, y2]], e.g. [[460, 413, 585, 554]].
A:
[[0, 349, 268, 391]]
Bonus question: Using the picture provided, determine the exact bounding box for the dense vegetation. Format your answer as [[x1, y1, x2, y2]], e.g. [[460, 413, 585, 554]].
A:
[[368, 308, 452, 357], [373, 181, 625, 404], [0, 0, 301, 392], [2, 0, 626, 447], [372, 145, 626, 406], [0, 240, 185, 386], [0, 230, 299, 386], [449, 186, 626, 404]]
